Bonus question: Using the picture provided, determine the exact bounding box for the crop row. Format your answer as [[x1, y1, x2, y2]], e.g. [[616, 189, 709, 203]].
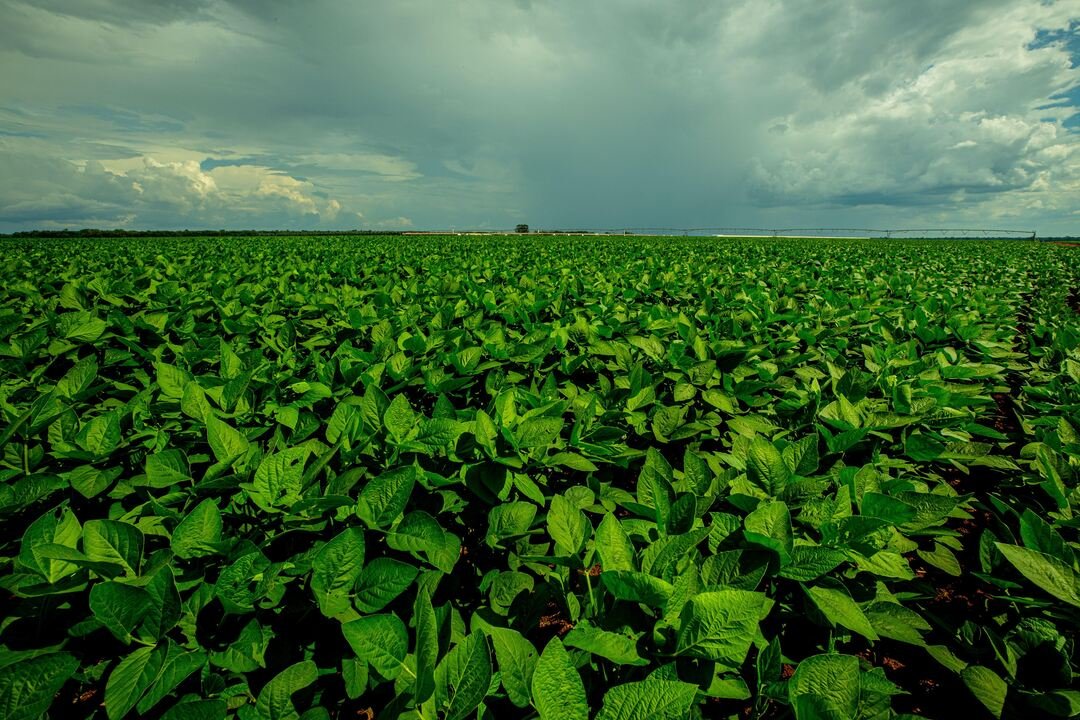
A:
[[0, 236, 1078, 719]]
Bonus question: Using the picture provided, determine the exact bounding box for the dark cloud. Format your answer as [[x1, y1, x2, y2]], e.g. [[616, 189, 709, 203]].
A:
[[22, 0, 213, 26], [0, 0, 1078, 233], [199, 156, 261, 171], [59, 105, 187, 134]]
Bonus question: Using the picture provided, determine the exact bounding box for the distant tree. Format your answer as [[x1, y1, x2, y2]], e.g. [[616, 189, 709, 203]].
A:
[[516, 224, 529, 234]]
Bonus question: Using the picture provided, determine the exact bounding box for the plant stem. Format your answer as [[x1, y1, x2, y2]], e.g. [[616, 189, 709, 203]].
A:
[[584, 568, 597, 618]]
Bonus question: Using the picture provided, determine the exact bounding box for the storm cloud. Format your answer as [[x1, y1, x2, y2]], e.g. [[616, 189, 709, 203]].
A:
[[0, 0, 1077, 233]]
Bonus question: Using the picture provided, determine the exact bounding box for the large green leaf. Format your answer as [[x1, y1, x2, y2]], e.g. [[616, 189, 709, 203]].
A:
[[515, 417, 564, 448], [961, 665, 1008, 719], [310, 527, 365, 617], [19, 507, 82, 583], [90, 581, 153, 644], [487, 501, 537, 544], [354, 557, 417, 613], [434, 632, 491, 720], [0, 653, 80, 720], [682, 448, 713, 495], [385, 511, 460, 573], [83, 519, 143, 576], [171, 499, 223, 560], [489, 627, 538, 708], [214, 551, 271, 614], [789, 654, 861, 720], [1019, 509, 1073, 566], [548, 493, 590, 556], [595, 677, 698, 720], [675, 589, 769, 668], [254, 660, 318, 720], [595, 513, 635, 571], [144, 449, 192, 488], [600, 570, 675, 607], [250, 446, 311, 512], [342, 614, 409, 680], [139, 566, 182, 642], [804, 585, 879, 641], [531, 638, 588, 720], [357, 465, 416, 528], [383, 393, 417, 442], [778, 546, 848, 582], [105, 643, 168, 720], [135, 644, 208, 715], [56, 356, 98, 399], [77, 411, 121, 456], [743, 500, 793, 564], [746, 436, 789, 495], [205, 414, 250, 466], [414, 585, 438, 704], [161, 700, 226, 720], [564, 622, 647, 666], [155, 362, 192, 399], [996, 543, 1080, 608], [386, 511, 443, 552]]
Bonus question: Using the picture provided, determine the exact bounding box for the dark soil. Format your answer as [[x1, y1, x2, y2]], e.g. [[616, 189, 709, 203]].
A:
[[878, 642, 971, 718], [536, 600, 574, 640]]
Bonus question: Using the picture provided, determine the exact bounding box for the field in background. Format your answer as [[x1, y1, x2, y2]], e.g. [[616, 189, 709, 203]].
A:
[[1, 235, 1079, 720]]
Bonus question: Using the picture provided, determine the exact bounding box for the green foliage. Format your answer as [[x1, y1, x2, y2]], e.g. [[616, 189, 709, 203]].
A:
[[0, 234, 1078, 718], [532, 638, 588, 720]]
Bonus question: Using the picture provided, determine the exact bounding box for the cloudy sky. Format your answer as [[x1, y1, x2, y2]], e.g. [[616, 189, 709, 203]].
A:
[[0, 1, 1078, 234]]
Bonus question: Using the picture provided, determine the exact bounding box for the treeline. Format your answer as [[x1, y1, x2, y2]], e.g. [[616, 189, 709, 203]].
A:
[[2, 228, 406, 238]]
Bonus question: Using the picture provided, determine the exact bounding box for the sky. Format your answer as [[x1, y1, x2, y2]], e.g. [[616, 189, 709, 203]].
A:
[[0, 1, 1078, 235]]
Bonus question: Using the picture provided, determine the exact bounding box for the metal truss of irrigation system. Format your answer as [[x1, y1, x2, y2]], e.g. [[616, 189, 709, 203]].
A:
[[516, 227, 1039, 239]]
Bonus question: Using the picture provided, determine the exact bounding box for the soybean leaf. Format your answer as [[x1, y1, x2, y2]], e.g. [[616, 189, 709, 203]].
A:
[[595, 677, 698, 720], [414, 586, 438, 704], [342, 614, 409, 680], [961, 665, 1008, 719], [743, 500, 793, 565], [160, 700, 226, 720], [171, 499, 223, 560], [675, 590, 769, 669], [789, 654, 861, 720], [601, 571, 675, 608], [746, 437, 789, 495], [357, 466, 416, 528], [83, 519, 142, 576], [564, 622, 647, 666], [995, 543, 1080, 608], [144, 450, 191, 488], [90, 581, 153, 644], [434, 632, 491, 720], [354, 557, 417, 614], [489, 627, 538, 708], [255, 660, 318, 720], [310, 527, 365, 617], [804, 585, 879, 641], [250, 446, 311, 512], [205, 414, 250, 466], [135, 643, 208, 715], [531, 638, 588, 720], [548, 494, 590, 556], [105, 643, 168, 720], [0, 653, 80, 720], [595, 513, 635, 572]]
